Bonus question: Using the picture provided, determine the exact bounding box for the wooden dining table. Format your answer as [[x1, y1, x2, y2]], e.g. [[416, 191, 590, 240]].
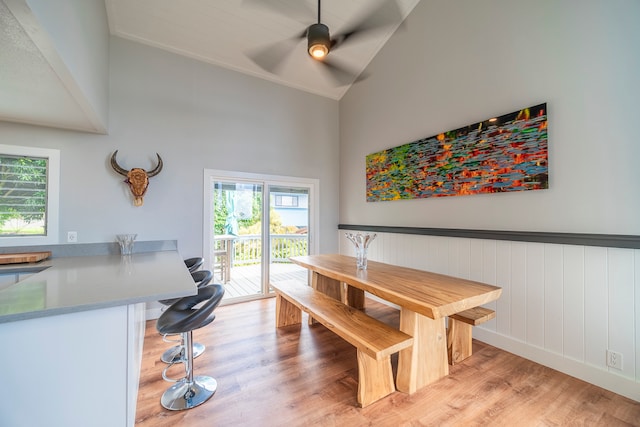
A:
[[290, 254, 502, 394]]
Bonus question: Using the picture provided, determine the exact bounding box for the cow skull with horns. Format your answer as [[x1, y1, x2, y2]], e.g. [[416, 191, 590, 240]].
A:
[[110, 150, 163, 206]]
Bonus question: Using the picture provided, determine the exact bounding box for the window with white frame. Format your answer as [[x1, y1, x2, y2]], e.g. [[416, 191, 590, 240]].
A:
[[0, 145, 59, 246]]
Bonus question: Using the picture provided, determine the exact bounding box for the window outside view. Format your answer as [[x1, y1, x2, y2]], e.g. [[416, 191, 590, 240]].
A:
[[0, 154, 48, 236]]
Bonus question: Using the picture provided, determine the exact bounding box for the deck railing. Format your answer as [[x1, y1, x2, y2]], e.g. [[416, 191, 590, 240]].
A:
[[229, 234, 308, 266]]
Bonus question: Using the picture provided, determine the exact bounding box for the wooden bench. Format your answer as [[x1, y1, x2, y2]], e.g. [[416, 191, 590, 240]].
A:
[[447, 306, 495, 365], [271, 280, 414, 407]]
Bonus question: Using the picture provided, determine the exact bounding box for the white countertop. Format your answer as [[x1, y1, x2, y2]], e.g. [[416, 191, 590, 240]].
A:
[[0, 251, 196, 323]]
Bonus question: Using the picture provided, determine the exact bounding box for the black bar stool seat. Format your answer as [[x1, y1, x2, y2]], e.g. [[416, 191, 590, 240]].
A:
[[184, 257, 204, 273], [156, 283, 225, 410], [159, 270, 213, 364]]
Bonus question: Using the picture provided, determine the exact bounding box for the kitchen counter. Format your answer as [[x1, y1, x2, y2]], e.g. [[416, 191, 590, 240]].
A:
[[0, 245, 196, 427], [0, 250, 196, 323]]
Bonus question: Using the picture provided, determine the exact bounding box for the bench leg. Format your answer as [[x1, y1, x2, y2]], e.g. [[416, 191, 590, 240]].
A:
[[447, 319, 472, 365], [356, 350, 395, 407], [275, 294, 302, 327]]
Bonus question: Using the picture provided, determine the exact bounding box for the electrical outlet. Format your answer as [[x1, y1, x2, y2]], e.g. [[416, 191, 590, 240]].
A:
[[67, 231, 78, 243], [606, 350, 623, 370]]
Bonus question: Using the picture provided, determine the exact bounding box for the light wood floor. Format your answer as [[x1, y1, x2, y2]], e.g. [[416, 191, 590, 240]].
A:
[[136, 297, 640, 426]]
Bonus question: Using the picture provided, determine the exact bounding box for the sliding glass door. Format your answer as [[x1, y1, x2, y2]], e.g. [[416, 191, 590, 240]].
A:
[[267, 184, 310, 290], [204, 170, 317, 303], [211, 179, 263, 299]]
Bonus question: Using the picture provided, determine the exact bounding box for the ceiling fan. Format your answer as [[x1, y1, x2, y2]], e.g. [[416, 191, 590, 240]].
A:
[[245, 0, 403, 86]]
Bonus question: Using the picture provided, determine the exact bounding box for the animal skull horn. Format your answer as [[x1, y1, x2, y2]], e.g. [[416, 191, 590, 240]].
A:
[[110, 150, 163, 206]]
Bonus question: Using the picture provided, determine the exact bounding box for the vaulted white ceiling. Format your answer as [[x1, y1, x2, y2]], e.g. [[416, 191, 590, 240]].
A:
[[0, 0, 419, 133], [0, 0, 107, 133], [105, 0, 420, 100]]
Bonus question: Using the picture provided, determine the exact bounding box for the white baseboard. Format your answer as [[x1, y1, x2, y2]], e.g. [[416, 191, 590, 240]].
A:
[[474, 328, 640, 403]]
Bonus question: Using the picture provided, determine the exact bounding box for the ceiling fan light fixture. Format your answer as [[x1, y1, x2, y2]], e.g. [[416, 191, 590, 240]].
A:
[[307, 23, 330, 60]]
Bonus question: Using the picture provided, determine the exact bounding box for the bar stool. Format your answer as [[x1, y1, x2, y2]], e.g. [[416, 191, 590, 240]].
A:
[[184, 257, 204, 273], [156, 283, 225, 410], [159, 270, 213, 364]]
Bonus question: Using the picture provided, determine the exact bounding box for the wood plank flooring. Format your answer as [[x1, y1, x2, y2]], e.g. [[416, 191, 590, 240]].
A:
[[136, 297, 640, 426]]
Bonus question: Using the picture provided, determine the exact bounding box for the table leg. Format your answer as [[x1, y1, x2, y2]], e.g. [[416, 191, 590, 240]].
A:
[[311, 272, 342, 300], [345, 285, 365, 309], [311, 273, 364, 309], [309, 272, 342, 325], [396, 308, 449, 394]]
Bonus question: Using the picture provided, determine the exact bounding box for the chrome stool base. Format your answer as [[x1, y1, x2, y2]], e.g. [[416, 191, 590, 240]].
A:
[[161, 376, 218, 411], [160, 342, 205, 364]]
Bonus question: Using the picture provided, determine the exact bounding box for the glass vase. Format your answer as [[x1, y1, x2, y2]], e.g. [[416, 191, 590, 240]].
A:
[[116, 234, 137, 256], [345, 232, 376, 270]]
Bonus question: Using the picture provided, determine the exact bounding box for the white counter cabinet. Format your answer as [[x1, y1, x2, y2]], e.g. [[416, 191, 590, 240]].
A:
[[0, 250, 195, 427], [0, 303, 144, 426]]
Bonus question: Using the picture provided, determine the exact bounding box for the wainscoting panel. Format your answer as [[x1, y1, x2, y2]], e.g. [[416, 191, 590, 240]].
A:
[[584, 246, 608, 370], [526, 242, 545, 349], [544, 244, 563, 355], [608, 248, 636, 379], [563, 245, 585, 362], [338, 229, 639, 401]]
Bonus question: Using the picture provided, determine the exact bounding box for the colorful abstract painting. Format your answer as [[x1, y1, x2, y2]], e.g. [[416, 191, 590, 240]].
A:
[[366, 103, 548, 202]]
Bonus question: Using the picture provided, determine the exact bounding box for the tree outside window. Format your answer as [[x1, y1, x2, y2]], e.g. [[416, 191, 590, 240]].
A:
[[0, 154, 48, 236]]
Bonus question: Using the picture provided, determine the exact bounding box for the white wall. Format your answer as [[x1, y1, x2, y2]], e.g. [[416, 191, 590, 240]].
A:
[[0, 36, 341, 258], [338, 0, 640, 402], [339, 0, 640, 235]]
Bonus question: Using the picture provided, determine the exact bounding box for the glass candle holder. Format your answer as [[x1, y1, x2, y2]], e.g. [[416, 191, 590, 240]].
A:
[[345, 232, 376, 270], [116, 234, 137, 256]]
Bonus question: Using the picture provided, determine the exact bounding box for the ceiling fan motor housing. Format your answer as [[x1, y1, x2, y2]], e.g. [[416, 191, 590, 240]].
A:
[[307, 23, 331, 59]]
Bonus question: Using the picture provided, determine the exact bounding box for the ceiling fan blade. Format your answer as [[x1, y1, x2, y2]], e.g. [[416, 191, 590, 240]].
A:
[[246, 32, 305, 74], [317, 57, 369, 87], [331, 0, 403, 50], [242, 0, 315, 24]]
